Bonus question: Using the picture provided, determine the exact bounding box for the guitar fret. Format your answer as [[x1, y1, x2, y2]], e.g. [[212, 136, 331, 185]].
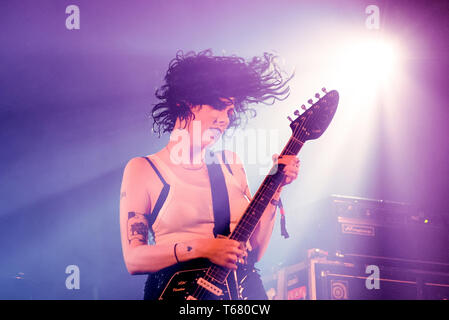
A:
[[207, 265, 228, 283], [233, 228, 244, 239], [242, 212, 258, 224], [284, 137, 303, 155], [239, 213, 259, 230], [234, 223, 252, 232], [248, 202, 264, 215], [291, 136, 304, 145], [265, 183, 277, 193]]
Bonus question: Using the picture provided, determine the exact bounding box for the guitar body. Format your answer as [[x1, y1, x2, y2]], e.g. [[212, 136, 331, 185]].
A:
[[145, 259, 239, 300], [158, 267, 233, 300]]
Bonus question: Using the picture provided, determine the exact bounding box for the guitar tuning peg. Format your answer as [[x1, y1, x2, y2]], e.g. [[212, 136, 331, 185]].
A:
[[287, 116, 293, 122], [315, 93, 320, 99], [294, 109, 300, 116], [322, 87, 328, 93], [307, 99, 313, 105], [301, 104, 307, 110]]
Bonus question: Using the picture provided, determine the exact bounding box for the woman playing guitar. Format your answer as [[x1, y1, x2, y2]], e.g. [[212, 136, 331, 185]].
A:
[[119, 49, 299, 299]]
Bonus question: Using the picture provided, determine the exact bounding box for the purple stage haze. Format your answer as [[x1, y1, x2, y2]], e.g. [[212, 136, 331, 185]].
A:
[[0, 0, 448, 299]]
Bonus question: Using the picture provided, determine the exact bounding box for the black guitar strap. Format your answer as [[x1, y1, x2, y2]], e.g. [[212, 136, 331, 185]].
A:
[[205, 150, 231, 237]]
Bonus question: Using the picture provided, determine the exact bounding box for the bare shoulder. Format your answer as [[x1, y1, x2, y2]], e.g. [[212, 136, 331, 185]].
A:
[[122, 156, 162, 190], [124, 156, 149, 170], [120, 155, 165, 214], [123, 157, 152, 179]]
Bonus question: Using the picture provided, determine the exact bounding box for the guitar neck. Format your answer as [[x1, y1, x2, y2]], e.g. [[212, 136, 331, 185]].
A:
[[206, 134, 305, 283]]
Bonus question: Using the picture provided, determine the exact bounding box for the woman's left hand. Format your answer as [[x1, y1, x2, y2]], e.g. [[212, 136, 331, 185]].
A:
[[272, 154, 300, 186]]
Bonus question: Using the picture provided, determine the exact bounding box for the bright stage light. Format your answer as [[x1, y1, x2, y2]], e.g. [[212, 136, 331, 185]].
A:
[[336, 38, 401, 90]]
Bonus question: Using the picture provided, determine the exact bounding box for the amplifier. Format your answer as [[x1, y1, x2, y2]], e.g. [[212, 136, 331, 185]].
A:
[[308, 195, 449, 263], [268, 249, 449, 300]]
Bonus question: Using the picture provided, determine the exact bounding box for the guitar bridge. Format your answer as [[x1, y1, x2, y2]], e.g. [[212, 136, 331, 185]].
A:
[[197, 277, 223, 297]]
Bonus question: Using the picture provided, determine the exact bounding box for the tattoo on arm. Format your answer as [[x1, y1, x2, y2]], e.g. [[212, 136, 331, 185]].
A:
[[120, 191, 127, 200], [127, 211, 150, 246]]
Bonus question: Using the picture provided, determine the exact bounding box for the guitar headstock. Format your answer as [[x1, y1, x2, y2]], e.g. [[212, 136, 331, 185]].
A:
[[289, 88, 339, 142]]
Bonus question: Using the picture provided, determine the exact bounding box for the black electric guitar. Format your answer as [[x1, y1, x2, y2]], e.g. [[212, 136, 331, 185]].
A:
[[153, 88, 339, 300]]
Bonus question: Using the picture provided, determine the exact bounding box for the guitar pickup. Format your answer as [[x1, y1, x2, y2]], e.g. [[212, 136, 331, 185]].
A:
[[197, 277, 223, 297]]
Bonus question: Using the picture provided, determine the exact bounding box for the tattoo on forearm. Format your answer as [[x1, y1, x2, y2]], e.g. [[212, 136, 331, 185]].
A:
[[120, 191, 127, 200], [127, 211, 150, 245]]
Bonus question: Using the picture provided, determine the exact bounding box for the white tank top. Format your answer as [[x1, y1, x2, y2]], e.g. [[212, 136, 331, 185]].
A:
[[147, 153, 250, 246]]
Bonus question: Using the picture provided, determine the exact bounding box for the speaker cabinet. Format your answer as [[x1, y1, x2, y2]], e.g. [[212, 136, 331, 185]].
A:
[[269, 249, 449, 300]]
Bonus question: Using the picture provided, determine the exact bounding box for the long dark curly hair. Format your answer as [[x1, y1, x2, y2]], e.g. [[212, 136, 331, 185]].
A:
[[151, 49, 294, 135]]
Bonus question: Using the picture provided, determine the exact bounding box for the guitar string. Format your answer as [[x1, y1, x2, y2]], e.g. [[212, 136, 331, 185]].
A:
[[192, 95, 329, 299]]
